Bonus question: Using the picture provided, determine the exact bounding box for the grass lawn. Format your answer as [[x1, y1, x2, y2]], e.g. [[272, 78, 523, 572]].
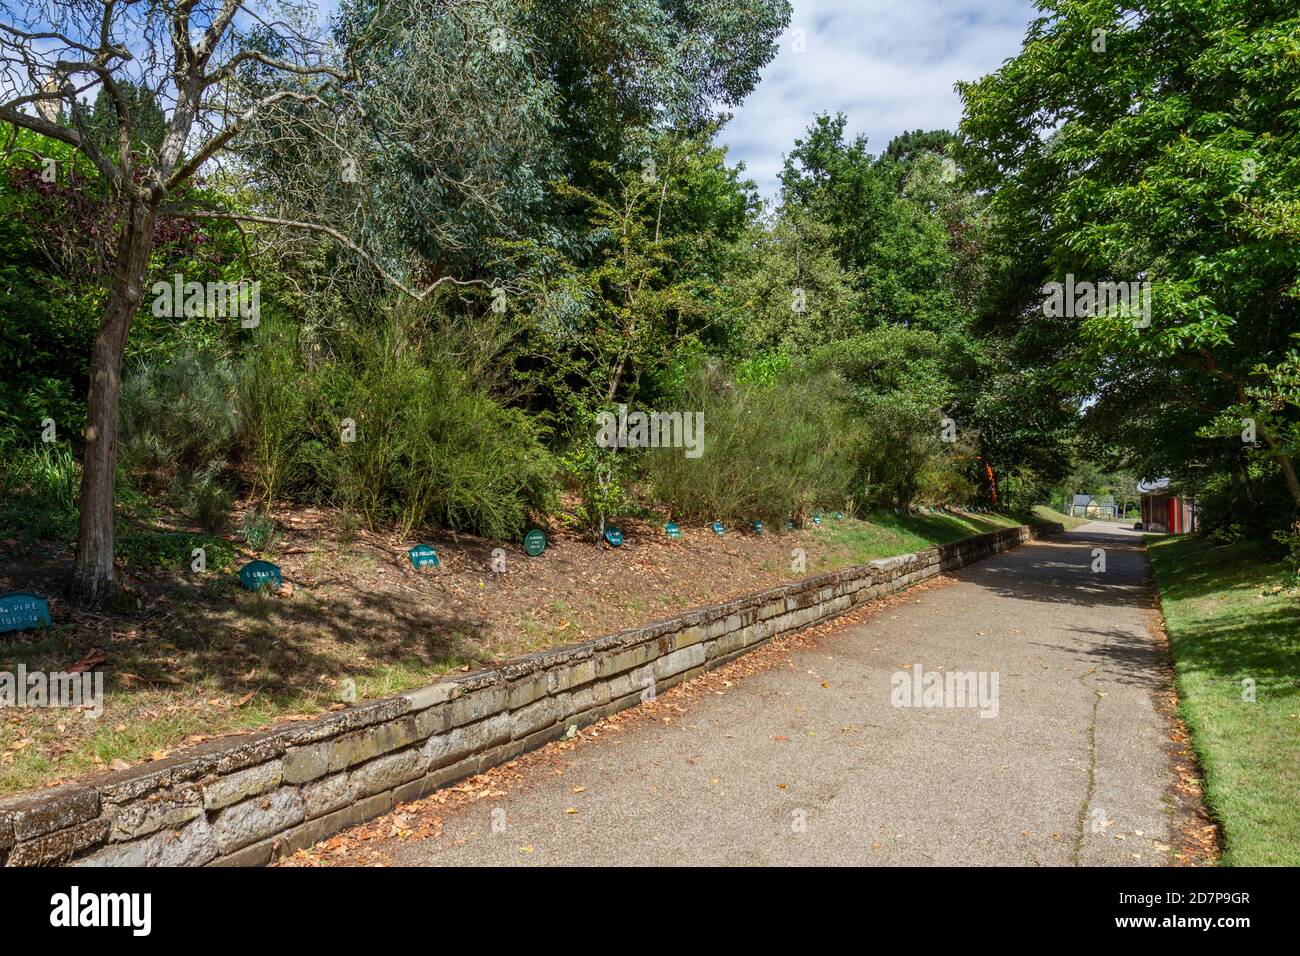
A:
[[816, 507, 1046, 564], [0, 504, 1057, 794], [1147, 534, 1300, 866]]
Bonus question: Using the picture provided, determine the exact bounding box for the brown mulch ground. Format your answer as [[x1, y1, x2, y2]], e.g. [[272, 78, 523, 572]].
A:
[[0, 498, 898, 792]]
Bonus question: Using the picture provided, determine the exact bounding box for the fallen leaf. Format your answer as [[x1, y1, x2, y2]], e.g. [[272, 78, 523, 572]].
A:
[[66, 647, 109, 674]]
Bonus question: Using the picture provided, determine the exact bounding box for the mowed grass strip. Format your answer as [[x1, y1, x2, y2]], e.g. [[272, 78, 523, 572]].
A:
[[814, 506, 1059, 569], [1147, 535, 1300, 866]]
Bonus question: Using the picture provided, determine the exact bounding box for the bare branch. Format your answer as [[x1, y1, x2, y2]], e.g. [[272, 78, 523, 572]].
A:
[[166, 207, 489, 301]]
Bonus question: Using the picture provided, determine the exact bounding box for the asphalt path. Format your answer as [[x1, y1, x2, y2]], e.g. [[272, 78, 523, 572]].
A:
[[344, 522, 1177, 866]]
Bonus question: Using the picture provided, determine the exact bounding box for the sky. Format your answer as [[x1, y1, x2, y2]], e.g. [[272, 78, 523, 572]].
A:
[[719, 0, 1041, 201]]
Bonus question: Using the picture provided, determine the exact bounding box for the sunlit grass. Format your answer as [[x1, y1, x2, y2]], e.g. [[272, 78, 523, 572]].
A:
[[1148, 535, 1300, 866]]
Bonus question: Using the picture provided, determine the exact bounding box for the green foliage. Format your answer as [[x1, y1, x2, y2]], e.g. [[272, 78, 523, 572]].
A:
[[190, 479, 234, 534], [728, 210, 860, 353], [810, 327, 958, 508], [240, 509, 276, 552], [288, 315, 558, 540], [0, 440, 81, 550], [960, 0, 1300, 531], [116, 525, 236, 574], [236, 322, 308, 506], [0, 136, 101, 443], [558, 440, 639, 535], [645, 361, 859, 522], [78, 81, 167, 163], [119, 348, 239, 491], [15, 441, 81, 512]]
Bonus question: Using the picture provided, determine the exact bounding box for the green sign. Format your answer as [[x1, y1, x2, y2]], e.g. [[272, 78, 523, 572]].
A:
[[238, 560, 282, 592], [785, 518, 794, 531], [523, 529, 547, 557], [753, 520, 763, 534], [603, 526, 623, 547], [812, 513, 822, 525], [0, 592, 51, 633], [834, 511, 843, 520], [408, 544, 440, 570], [711, 520, 725, 536], [665, 521, 681, 539]]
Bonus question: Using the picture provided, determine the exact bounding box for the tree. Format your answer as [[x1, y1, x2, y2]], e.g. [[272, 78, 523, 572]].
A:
[[959, 0, 1300, 517], [728, 208, 860, 354], [0, 0, 535, 604]]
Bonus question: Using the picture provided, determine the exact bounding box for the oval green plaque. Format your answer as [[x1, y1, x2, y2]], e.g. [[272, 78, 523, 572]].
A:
[[812, 513, 822, 525], [711, 520, 725, 536], [408, 544, 440, 570], [238, 559, 282, 592], [753, 520, 763, 534], [665, 521, 681, 539], [523, 529, 547, 557], [603, 526, 623, 547], [785, 518, 795, 531], [0, 591, 51, 633]]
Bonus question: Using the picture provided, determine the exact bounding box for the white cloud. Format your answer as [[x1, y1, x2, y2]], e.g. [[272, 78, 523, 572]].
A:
[[719, 0, 1040, 199]]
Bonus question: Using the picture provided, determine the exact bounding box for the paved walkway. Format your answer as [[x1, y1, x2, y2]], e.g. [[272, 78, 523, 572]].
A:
[[360, 522, 1178, 866]]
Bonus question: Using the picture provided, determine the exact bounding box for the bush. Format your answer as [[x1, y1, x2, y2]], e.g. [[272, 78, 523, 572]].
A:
[[17, 440, 80, 511], [295, 314, 559, 538], [241, 508, 276, 551], [1197, 464, 1295, 547], [808, 328, 955, 509], [190, 479, 234, 532], [237, 322, 308, 506], [558, 437, 641, 536], [645, 360, 859, 523], [119, 347, 239, 490], [0, 440, 81, 548]]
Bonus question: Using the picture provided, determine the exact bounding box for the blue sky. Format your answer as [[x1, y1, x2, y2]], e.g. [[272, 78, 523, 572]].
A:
[[719, 0, 1041, 200]]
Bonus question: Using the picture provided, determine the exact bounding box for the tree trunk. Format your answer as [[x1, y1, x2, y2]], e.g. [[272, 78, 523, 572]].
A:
[[67, 200, 158, 607], [1266, 443, 1300, 511]]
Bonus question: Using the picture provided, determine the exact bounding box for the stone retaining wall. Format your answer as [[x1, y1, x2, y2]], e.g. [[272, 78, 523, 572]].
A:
[[0, 521, 1061, 867]]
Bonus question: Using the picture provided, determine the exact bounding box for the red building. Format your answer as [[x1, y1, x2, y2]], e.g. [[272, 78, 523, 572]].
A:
[[1137, 478, 1196, 534]]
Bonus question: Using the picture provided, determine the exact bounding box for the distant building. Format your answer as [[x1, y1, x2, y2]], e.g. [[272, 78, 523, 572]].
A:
[[1137, 478, 1196, 533], [1070, 494, 1117, 519]]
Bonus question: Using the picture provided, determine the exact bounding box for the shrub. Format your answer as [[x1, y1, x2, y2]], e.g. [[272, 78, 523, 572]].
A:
[[119, 347, 239, 490], [16, 440, 81, 512], [236, 322, 308, 505], [1197, 464, 1295, 546], [241, 508, 276, 551], [0, 440, 80, 550], [190, 479, 234, 532], [558, 437, 641, 536], [808, 328, 954, 510], [645, 360, 859, 523], [0, 440, 81, 547], [292, 314, 558, 540]]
